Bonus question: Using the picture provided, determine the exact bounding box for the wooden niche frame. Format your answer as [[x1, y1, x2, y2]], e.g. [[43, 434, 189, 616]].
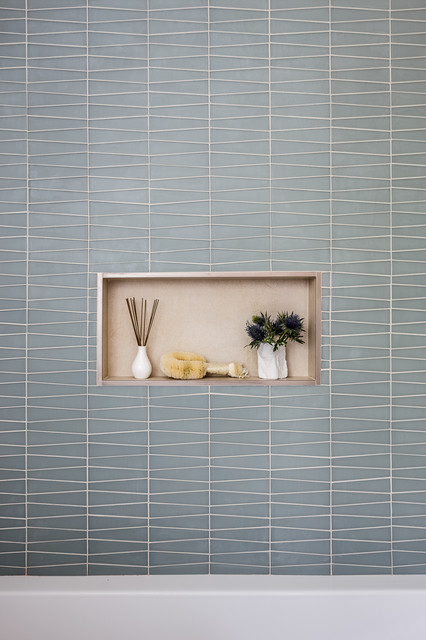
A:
[[97, 271, 322, 386]]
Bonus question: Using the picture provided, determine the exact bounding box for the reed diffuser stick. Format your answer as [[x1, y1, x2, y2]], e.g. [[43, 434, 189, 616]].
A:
[[126, 298, 139, 345], [144, 298, 159, 346], [126, 297, 159, 346], [143, 299, 147, 346]]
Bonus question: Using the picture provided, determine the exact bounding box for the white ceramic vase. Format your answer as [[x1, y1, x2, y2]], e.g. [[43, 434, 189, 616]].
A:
[[275, 344, 288, 379], [131, 345, 152, 379], [257, 343, 279, 380], [257, 343, 288, 380]]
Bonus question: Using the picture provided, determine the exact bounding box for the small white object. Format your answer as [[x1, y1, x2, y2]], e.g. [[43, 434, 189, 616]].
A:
[[131, 345, 152, 379], [275, 344, 288, 379], [257, 343, 279, 379]]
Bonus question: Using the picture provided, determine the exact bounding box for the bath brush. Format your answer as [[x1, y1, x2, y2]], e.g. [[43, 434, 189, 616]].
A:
[[160, 351, 248, 380]]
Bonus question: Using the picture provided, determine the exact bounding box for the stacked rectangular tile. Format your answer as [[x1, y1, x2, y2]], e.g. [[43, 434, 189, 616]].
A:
[[331, 0, 392, 574], [270, 0, 331, 574], [0, 0, 26, 575], [210, 0, 269, 270], [88, 385, 148, 574], [149, 0, 209, 270], [271, 386, 331, 574], [391, 1, 426, 574], [88, 0, 149, 274], [270, 0, 330, 272], [149, 387, 209, 573], [27, 0, 88, 575], [208, 0, 269, 573], [87, 0, 149, 574], [146, 0, 210, 573], [210, 387, 269, 574]]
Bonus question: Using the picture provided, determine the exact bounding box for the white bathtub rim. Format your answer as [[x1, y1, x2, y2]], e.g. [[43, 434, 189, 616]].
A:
[[2, 574, 426, 596]]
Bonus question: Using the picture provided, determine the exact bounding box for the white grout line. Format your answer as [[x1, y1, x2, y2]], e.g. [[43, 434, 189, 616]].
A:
[[147, 0, 151, 274], [329, 0, 333, 578], [147, 0, 151, 578], [268, 0, 272, 274], [268, 0, 272, 575], [208, 1, 212, 575], [268, 383, 272, 575], [24, 0, 29, 577], [208, 385, 211, 575], [208, 0, 212, 274], [86, 0, 90, 577], [147, 385, 150, 575], [389, 0, 394, 576]]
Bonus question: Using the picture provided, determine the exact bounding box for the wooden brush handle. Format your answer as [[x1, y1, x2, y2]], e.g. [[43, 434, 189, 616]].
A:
[[205, 362, 248, 378]]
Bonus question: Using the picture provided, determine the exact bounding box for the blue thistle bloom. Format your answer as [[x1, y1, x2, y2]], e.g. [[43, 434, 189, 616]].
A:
[[252, 314, 266, 327], [272, 320, 282, 334], [284, 313, 302, 331], [246, 324, 267, 342], [246, 310, 304, 350]]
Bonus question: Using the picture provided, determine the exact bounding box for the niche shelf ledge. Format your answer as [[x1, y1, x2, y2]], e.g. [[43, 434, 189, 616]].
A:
[[97, 271, 322, 386]]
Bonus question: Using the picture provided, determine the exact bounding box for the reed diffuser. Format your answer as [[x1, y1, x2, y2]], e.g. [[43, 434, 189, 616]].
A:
[[126, 297, 159, 379]]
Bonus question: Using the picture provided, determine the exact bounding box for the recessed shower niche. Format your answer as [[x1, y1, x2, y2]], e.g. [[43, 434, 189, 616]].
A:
[[97, 271, 322, 386]]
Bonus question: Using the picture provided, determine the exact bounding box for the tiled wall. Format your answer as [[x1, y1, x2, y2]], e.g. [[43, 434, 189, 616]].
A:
[[1, 0, 425, 576]]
